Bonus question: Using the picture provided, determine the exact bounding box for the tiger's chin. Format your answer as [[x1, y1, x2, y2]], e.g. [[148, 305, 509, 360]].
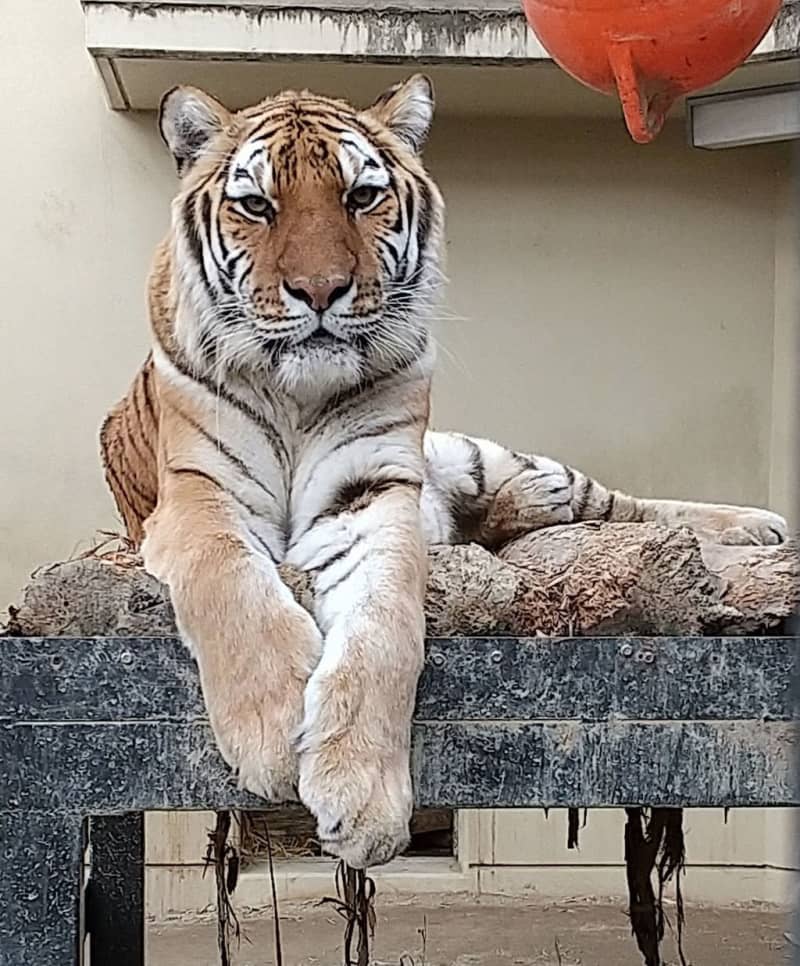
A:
[[274, 342, 366, 400]]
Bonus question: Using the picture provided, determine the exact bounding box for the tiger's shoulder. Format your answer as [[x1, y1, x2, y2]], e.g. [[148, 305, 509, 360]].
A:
[[100, 354, 160, 545]]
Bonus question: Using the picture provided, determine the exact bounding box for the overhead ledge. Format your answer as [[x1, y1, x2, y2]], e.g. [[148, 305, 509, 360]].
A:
[[688, 82, 800, 149], [81, 0, 800, 111]]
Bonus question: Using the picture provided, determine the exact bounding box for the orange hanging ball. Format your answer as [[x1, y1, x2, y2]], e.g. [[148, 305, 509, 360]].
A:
[[521, 0, 782, 143]]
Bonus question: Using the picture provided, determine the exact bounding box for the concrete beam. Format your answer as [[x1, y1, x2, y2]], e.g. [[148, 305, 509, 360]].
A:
[[83, 0, 799, 66], [689, 84, 800, 149], [80, 0, 800, 110]]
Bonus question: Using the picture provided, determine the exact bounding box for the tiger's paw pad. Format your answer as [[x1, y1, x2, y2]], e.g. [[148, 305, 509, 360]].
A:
[[715, 509, 788, 546], [298, 748, 412, 868], [317, 809, 411, 869]]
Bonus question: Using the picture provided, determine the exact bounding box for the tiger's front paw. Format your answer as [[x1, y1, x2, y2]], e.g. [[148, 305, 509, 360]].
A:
[[211, 691, 301, 802], [711, 507, 788, 546], [298, 739, 413, 868], [296, 665, 413, 867], [205, 607, 323, 802]]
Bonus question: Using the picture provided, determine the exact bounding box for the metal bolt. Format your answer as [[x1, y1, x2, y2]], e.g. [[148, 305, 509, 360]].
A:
[[50, 655, 63, 671], [642, 651, 655, 665], [431, 653, 445, 668], [619, 643, 634, 658], [491, 650, 503, 664], [120, 651, 134, 666]]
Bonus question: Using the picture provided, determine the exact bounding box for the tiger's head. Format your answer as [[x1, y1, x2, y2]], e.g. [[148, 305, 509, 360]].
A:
[[156, 75, 445, 398]]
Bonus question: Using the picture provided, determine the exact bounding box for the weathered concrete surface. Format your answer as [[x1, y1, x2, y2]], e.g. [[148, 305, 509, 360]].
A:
[[82, 0, 800, 110], [83, 0, 800, 73], [147, 896, 789, 966], [1, 636, 795, 810], [767, 0, 800, 58], [0, 811, 84, 966]]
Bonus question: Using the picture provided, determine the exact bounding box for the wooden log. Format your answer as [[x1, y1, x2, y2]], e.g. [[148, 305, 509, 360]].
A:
[[3, 523, 796, 639]]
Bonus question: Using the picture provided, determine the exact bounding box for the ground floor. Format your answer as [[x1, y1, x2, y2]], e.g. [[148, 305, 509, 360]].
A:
[[147, 894, 790, 966]]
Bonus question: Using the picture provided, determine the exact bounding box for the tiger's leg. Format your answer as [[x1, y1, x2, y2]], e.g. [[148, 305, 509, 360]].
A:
[[142, 469, 322, 801], [286, 477, 426, 869], [422, 431, 787, 548]]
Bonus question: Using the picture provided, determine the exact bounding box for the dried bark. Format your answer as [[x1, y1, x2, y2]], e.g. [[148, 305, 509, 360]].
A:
[[4, 522, 796, 638]]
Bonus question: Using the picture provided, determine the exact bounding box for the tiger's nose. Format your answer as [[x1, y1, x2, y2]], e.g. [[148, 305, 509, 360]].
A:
[[283, 274, 353, 312]]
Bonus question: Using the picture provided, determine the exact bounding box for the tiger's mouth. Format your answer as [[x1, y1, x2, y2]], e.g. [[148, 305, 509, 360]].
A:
[[302, 327, 347, 347], [293, 323, 374, 355]]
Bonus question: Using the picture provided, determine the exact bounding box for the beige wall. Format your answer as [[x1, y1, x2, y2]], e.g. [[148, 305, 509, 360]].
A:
[[427, 119, 790, 509], [1, 0, 796, 912], [1, 1, 172, 602], [771, 158, 800, 514]]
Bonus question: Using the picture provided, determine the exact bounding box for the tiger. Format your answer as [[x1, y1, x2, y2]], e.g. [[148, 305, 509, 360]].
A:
[[101, 75, 787, 869]]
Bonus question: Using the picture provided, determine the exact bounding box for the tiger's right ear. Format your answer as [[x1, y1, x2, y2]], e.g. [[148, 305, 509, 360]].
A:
[[159, 86, 231, 176]]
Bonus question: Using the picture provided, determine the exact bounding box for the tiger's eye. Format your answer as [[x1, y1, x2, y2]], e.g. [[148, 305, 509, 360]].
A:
[[239, 195, 273, 218], [348, 185, 380, 211]]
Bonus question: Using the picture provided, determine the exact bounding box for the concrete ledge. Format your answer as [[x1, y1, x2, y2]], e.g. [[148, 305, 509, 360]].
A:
[[477, 864, 798, 908], [146, 857, 475, 920], [80, 0, 800, 111]]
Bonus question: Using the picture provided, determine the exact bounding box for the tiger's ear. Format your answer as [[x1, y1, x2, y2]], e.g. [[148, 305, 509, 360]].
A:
[[365, 74, 434, 153], [159, 86, 231, 175]]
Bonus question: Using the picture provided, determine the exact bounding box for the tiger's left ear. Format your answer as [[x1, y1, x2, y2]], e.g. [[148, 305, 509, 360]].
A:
[[365, 74, 434, 153], [159, 86, 231, 176]]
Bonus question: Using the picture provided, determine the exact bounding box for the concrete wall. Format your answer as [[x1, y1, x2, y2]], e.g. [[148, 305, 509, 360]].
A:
[[1, 1, 170, 602], [1, 0, 796, 915], [771, 154, 800, 514], [427, 118, 789, 510]]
